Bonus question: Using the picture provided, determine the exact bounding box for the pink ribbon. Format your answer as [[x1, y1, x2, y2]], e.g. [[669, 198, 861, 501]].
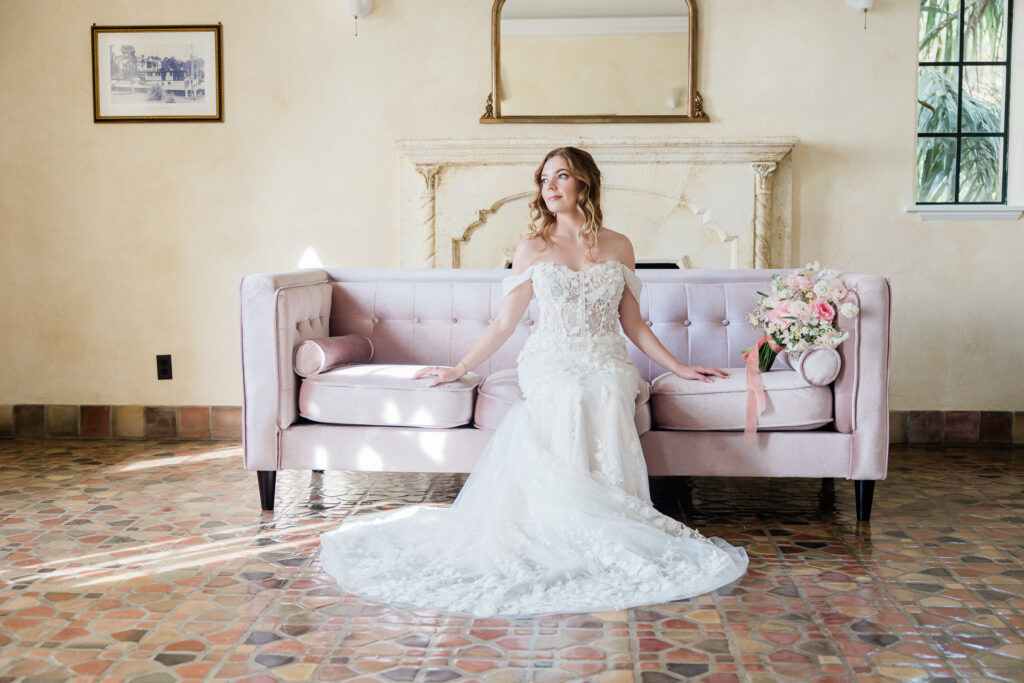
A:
[[741, 335, 780, 445]]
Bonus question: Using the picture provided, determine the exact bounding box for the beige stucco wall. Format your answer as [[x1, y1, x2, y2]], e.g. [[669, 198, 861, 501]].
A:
[[0, 0, 1022, 409]]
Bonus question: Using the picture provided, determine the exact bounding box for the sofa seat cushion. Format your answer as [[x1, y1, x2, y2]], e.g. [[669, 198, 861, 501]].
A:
[[473, 369, 652, 436], [299, 364, 483, 428], [651, 368, 832, 431]]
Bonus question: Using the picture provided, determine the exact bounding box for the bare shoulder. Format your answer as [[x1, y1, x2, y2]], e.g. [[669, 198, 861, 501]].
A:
[[510, 236, 545, 274], [598, 228, 636, 268]]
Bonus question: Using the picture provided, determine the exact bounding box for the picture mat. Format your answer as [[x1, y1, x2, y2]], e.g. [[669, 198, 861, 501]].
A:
[[95, 30, 219, 118]]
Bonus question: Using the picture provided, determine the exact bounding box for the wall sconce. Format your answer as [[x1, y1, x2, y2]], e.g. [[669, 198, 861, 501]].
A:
[[845, 0, 874, 29], [347, 0, 373, 36]]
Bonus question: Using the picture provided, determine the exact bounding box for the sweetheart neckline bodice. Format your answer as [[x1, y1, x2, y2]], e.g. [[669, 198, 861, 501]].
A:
[[528, 260, 624, 275]]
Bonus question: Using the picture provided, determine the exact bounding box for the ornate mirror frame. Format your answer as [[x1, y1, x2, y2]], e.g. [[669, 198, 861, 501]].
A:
[[480, 0, 707, 124]]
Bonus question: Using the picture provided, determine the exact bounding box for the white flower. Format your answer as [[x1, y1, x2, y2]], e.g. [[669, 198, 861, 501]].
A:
[[839, 302, 859, 318], [813, 280, 831, 297]]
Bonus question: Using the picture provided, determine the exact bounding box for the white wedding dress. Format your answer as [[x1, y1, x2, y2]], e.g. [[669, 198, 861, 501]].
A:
[[320, 261, 748, 617]]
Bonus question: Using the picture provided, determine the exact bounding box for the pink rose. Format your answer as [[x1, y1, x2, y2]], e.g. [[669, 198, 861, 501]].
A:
[[788, 300, 812, 323], [787, 275, 813, 291], [768, 301, 794, 328], [811, 298, 835, 324]]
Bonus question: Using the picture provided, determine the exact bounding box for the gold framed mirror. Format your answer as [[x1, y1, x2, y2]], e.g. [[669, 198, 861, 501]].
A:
[[481, 0, 706, 124]]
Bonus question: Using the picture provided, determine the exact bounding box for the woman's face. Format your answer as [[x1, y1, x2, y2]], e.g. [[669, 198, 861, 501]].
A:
[[540, 156, 581, 213]]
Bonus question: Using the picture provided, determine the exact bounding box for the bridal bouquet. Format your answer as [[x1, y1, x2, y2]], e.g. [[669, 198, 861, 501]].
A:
[[744, 262, 860, 372]]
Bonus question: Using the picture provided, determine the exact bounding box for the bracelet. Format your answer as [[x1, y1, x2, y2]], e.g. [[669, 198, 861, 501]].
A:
[[455, 361, 468, 375]]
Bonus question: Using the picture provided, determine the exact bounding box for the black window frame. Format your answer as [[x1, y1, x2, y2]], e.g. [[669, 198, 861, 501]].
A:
[[917, 0, 1015, 204]]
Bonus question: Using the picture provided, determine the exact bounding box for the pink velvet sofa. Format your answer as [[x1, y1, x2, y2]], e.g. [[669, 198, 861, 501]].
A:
[[240, 268, 891, 520]]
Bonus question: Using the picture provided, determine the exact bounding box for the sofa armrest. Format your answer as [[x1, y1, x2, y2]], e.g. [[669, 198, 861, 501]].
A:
[[832, 274, 892, 480], [240, 269, 332, 471]]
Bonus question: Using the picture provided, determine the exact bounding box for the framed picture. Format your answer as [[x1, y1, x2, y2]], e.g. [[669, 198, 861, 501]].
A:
[[91, 24, 223, 122]]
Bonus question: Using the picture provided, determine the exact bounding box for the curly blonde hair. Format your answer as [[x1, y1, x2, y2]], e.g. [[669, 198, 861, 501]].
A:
[[526, 147, 603, 260]]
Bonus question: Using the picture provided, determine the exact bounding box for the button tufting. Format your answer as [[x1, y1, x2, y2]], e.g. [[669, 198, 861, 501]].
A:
[[372, 317, 380, 324], [646, 321, 653, 327], [526, 320, 535, 326], [721, 319, 730, 326], [412, 317, 420, 324], [682, 320, 691, 327]]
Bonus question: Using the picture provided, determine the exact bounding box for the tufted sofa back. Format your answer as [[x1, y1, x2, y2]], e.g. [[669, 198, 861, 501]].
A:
[[316, 267, 810, 383]]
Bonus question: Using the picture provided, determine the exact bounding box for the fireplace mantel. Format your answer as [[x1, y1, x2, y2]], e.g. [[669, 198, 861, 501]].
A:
[[396, 137, 799, 270]]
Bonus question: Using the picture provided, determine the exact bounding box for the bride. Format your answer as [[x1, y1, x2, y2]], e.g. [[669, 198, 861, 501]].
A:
[[319, 147, 748, 617]]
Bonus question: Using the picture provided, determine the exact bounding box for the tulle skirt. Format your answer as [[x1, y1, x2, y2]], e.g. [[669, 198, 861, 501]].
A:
[[319, 336, 748, 617]]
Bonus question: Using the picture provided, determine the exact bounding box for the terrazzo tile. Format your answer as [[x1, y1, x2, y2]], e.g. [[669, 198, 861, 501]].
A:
[[889, 412, 906, 445], [0, 440, 1022, 681], [177, 406, 211, 439], [112, 405, 144, 438], [44, 404, 79, 437], [13, 404, 44, 436], [980, 411, 1013, 444], [144, 406, 177, 439], [212, 406, 242, 438], [907, 411, 942, 443], [79, 405, 111, 437], [0, 404, 14, 437], [943, 411, 978, 443]]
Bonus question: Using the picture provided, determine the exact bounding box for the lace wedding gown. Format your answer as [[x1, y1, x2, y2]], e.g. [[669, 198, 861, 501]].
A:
[[320, 261, 748, 616]]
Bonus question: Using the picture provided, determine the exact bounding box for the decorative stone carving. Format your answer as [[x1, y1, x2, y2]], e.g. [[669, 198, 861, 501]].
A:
[[397, 137, 798, 270], [752, 162, 777, 269], [415, 165, 441, 268]]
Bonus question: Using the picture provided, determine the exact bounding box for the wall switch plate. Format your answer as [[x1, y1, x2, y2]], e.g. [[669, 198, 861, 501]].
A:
[[156, 354, 172, 380]]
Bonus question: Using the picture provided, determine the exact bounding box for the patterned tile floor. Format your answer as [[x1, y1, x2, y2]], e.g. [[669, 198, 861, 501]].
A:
[[0, 440, 1022, 682]]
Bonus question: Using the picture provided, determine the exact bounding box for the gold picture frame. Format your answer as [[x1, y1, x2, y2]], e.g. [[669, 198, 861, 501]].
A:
[[91, 24, 223, 123], [480, 0, 706, 124]]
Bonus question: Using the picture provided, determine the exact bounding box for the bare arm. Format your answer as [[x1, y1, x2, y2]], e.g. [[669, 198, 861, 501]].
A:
[[616, 249, 726, 383], [414, 244, 534, 386]]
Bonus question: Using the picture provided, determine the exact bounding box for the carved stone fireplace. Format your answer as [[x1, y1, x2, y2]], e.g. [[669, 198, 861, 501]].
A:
[[396, 137, 799, 270]]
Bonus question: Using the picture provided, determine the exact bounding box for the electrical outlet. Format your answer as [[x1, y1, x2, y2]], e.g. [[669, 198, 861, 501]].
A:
[[156, 354, 172, 380]]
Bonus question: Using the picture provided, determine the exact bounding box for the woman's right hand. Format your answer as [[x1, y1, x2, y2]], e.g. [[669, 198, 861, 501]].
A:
[[413, 363, 466, 387]]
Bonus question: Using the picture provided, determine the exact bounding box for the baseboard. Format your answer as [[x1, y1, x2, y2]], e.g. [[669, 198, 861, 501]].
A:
[[889, 410, 1024, 446], [2, 405, 1021, 445], [0, 405, 241, 440]]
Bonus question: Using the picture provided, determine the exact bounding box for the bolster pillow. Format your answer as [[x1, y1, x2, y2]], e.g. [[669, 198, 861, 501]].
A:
[[293, 334, 374, 377], [792, 347, 842, 386]]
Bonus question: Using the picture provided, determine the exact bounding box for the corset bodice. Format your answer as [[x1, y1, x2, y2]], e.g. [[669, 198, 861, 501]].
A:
[[500, 260, 643, 340]]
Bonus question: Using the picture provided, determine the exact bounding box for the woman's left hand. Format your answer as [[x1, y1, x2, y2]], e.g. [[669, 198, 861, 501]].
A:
[[673, 364, 728, 383], [412, 364, 465, 387]]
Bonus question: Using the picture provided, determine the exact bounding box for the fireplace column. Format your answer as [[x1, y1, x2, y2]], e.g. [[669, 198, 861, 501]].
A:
[[752, 162, 777, 269], [416, 164, 441, 268]]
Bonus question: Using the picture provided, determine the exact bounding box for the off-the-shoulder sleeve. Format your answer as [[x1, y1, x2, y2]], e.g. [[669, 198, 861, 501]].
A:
[[619, 263, 643, 302], [501, 266, 535, 299]]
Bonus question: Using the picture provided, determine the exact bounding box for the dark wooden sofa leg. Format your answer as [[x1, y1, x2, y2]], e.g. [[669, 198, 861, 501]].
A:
[[854, 480, 875, 522], [258, 471, 277, 511]]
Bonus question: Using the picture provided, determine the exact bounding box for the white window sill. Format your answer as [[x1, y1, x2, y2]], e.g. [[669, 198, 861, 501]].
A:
[[903, 204, 1024, 221]]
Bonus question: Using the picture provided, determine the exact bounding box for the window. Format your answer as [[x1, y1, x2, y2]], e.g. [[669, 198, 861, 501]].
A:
[[917, 0, 1014, 204]]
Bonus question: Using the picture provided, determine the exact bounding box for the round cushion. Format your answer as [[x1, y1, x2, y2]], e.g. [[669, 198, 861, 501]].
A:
[[793, 347, 842, 386], [294, 334, 374, 377]]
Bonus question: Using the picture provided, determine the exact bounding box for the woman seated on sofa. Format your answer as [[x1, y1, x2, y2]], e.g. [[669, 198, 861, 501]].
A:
[[318, 146, 747, 617]]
